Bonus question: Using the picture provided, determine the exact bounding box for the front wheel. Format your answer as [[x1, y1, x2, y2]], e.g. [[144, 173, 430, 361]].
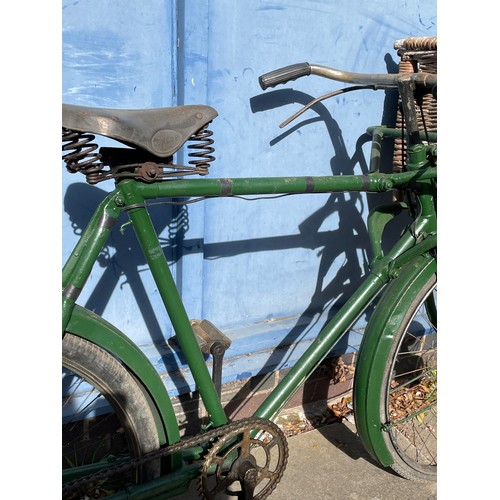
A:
[[354, 256, 437, 481]]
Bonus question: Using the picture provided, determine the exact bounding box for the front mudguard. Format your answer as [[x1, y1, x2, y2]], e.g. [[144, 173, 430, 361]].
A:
[[353, 253, 437, 466], [64, 304, 181, 447]]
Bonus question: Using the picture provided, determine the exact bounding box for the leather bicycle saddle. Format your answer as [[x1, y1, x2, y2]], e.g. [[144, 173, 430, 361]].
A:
[[62, 103, 218, 158]]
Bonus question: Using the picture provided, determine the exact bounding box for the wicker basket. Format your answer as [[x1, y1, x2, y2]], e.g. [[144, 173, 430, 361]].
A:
[[392, 36, 437, 174]]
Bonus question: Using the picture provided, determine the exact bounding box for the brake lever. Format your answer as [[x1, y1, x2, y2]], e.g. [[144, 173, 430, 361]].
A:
[[279, 84, 394, 128]]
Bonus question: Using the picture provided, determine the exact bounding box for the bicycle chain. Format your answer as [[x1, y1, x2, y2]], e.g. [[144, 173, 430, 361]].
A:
[[62, 417, 286, 498]]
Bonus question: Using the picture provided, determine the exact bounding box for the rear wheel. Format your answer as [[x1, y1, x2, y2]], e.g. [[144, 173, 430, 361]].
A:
[[62, 333, 161, 498]]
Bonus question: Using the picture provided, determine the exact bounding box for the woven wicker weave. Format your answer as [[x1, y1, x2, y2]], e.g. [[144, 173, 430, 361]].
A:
[[392, 36, 437, 173]]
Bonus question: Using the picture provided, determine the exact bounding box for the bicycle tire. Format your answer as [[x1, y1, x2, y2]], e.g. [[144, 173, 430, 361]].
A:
[[62, 333, 161, 497], [354, 256, 437, 481]]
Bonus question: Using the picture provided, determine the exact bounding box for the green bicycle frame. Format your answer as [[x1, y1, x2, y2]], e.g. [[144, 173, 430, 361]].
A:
[[62, 130, 436, 494]]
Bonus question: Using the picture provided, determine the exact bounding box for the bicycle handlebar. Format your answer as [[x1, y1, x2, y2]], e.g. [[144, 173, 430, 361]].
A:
[[258, 62, 437, 91]]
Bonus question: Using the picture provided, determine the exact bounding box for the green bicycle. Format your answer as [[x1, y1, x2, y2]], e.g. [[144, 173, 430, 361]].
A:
[[62, 36, 437, 499]]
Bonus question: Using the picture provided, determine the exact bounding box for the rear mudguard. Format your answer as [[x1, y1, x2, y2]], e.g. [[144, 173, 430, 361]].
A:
[[65, 304, 181, 447], [353, 253, 437, 466]]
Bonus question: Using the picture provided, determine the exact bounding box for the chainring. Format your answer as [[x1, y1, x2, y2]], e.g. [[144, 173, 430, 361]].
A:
[[199, 417, 289, 500]]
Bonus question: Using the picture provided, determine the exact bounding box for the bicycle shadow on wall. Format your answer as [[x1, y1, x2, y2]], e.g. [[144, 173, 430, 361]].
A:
[[235, 56, 407, 464], [218, 88, 379, 419], [222, 52, 402, 431]]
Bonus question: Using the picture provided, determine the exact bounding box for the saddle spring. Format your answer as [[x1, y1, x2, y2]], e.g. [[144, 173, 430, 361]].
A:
[[187, 122, 215, 176], [62, 127, 104, 184], [62, 122, 216, 183], [62, 128, 103, 183]]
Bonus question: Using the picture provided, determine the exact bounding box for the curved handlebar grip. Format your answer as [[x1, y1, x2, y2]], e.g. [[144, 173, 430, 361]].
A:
[[259, 63, 311, 90]]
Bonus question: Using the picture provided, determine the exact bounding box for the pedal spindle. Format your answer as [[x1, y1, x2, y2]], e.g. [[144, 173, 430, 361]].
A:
[[186, 123, 215, 176], [62, 128, 103, 180]]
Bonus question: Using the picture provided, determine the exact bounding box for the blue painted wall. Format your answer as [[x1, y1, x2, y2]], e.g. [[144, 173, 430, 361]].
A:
[[62, 0, 436, 396]]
